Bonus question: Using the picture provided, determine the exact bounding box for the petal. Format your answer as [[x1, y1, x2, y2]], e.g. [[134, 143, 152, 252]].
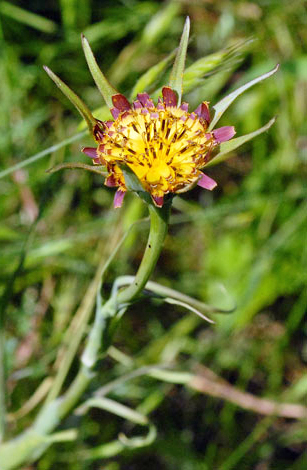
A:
[[133, 100, 142, 110], [93, 122, 105, 140], [197, 173, 217, 191], [105, 175, 117, 187], [112, 93, 131, 111], [137, 93, 154, 108], [194, 101, 210, 123], [110, 107, 120, 119], [180, 102, 189, 112], [162, 87, 177, 107], [113, 189, 126, 208], [82, 147, 97, 159], [157, 97, 164, 110], [213, 126, 236, 143], [152, 195, 164, 207]]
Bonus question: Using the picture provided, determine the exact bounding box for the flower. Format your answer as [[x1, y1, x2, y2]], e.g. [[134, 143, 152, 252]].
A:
[[82, 87, 235, 208]]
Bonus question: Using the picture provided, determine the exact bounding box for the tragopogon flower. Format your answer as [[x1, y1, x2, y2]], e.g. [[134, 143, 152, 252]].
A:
[[83, 87, 235, 208], [45, 19, 277, 209]]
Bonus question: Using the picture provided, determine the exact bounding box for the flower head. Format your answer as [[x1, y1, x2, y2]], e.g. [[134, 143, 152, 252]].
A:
[[83, 87, 235, 207], [45, 19, 277, 209]]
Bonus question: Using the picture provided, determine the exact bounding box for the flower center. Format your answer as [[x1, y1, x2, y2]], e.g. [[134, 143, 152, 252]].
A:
[[97, 105, 215, 198]]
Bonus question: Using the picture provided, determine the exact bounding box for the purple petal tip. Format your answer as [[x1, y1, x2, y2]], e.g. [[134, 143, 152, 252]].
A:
[[197, 173, 217, 191], [213, 126, 236, 143], [113, 189, 126, 208], [82, 147, 97, 159]]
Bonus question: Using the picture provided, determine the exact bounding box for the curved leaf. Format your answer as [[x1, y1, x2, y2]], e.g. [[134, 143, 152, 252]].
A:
[[165, 297, 215, 324], [209, 64, 279, 130]]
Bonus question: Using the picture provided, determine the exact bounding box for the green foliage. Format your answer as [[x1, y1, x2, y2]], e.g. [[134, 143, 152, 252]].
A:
[[0, 1, 307, 469]]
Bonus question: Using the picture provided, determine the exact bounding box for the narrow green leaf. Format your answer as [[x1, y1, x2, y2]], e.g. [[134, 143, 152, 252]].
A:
[[148, 368, 193, 384], [81, 34, 117, 109], [169, 17, 190, 105], [79, 397, 148, 425], [46, 429, 78, 443], [119, 424, 157, 448], [84, 440, 125, 459], [207, 117, 276, 167], [113, 275, 236, 314], [43, 66, 96, 132], [209, 64, 279, 130], [165, 297, 215, 324], [47, 162, 107, 177]]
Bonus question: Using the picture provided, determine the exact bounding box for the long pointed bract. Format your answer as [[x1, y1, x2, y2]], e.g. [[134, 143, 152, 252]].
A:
[[207, 117, 276, 167], [169, 16, 190, 106], [209, 64, 279, 130], [43, 66, 96, 132], [81, 34, 117, 109]]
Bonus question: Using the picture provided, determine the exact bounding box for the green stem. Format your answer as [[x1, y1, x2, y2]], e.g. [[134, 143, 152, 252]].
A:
[[0, 200, 170, 470], [117, 202, 170, 304]]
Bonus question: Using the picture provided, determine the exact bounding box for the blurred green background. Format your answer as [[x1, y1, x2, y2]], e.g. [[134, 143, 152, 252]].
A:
[[0, 0, 307, 469]]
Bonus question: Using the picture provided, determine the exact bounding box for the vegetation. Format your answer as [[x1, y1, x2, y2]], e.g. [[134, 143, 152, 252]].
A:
[[0, 1, 306, 469]]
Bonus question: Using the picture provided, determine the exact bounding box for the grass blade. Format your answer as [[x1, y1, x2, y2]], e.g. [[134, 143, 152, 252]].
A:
[[0, 131, 87, 180], [130, 49, 177, 99], [0, 2, 57, 33]]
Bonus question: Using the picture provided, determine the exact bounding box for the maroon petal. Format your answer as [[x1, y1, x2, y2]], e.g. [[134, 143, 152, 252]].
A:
[[93, 122, 105, 140], [194, 101, 210, 123], [213, 126, 236, 143], [197, 173, 217, 191], [113, 189, 126, 208], [162, 87, 177, 107], [152, 195, 164, 207], [104, 120, 114, 128], [82, 147, 97, 159], [105, 175, 117, 187], [137, 93, 154, 108], [112, 93, 131, 111]]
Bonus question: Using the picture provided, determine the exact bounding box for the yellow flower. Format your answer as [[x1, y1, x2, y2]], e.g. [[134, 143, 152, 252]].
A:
[[83, 87, 235, 207]]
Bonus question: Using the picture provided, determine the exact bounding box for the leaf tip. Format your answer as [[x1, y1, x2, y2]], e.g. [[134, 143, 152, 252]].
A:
[[43, 65, 52, 76], [273, 63, 280, 73], [81, 32, 87, 46]]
